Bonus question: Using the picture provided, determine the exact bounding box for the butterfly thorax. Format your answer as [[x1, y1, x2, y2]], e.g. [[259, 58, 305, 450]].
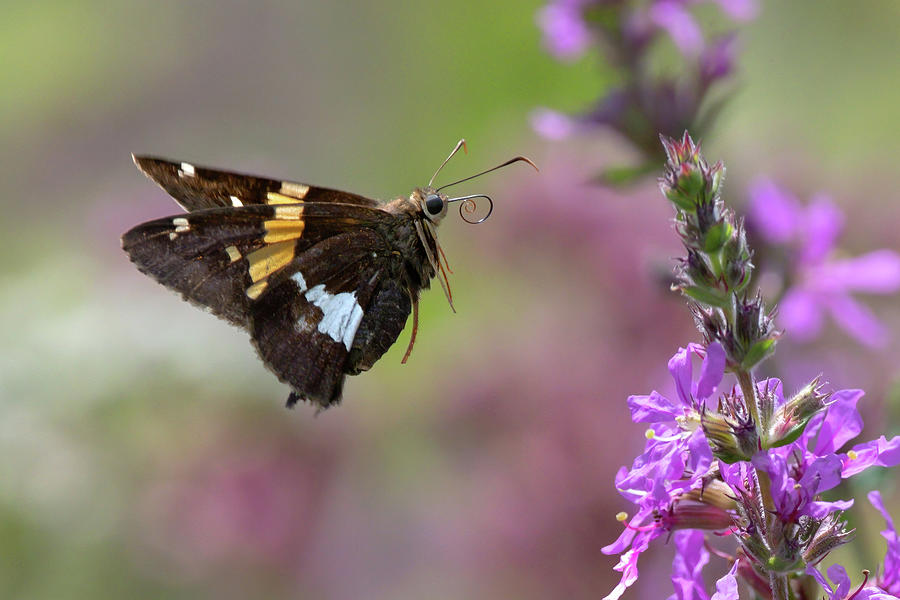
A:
[[380, 186, 449, 294]]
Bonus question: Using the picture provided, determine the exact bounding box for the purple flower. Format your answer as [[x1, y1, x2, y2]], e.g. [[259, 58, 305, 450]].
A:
[[530, 108, 578, 140], [536, 0, 594, 60], [747, 178, 900, 347], [603, 342, 726, 600], [756, 386, 884, 510], [731, 381, 900, 523], [868, 491, 900, 595], [807, 563, 900, 600]]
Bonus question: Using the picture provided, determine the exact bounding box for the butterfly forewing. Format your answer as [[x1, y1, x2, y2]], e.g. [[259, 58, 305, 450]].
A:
[[122, 203, 394, 327], [132, 156, 380, 212]]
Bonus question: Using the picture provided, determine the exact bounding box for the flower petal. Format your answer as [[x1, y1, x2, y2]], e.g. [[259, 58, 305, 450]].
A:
[[536, 2, 592, 60], [648, 1, 704, 55], [694, 341, 725, 403], [779, 288, 824, 342], [825, 564, 853, 600], [824, 293, 888, 348], [867, 491, 900, 593], [813, 388, 864, 455], [530, 108, 578, 140], [800, 195, 843, 265], [670, 530, 710, 600], [806, 498, 854, 519], [822, 250, 900, 294], [841, 436, 900, 478], [747, 178, 800, 243], [628, 391, 681, 423], [668, 346, 694, 406], [710, 560, 741, 600]]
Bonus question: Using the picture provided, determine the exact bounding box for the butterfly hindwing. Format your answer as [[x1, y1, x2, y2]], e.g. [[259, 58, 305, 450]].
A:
[[132, 155, 380, 212], [346, 278, 412, 374], [248, 231, 396, 407]]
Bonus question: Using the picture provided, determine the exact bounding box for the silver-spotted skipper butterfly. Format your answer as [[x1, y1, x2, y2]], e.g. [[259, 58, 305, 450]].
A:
[[122, 140, 536, 409]]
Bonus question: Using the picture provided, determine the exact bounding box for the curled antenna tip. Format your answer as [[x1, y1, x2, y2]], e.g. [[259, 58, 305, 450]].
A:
[[447, 194, 493, 224], [512, 155, 539, 172]]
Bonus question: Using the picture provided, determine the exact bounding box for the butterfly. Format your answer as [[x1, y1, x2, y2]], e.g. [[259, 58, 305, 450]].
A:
[[121, 140, 536, 409]]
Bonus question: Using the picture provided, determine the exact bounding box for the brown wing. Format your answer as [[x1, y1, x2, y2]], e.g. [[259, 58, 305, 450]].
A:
[[121, 203, 393, 328], [132, 155, 381, 212], [248, 230, 396, 408]]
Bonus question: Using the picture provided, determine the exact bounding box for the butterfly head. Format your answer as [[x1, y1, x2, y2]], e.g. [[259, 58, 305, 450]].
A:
[[414, 187, 451, 223]]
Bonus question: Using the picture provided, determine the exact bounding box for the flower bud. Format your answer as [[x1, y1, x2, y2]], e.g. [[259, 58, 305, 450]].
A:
[[658, 501, 735, 531], [703, 397, 758, 463], [733, 294, 779, 371], [659, 132, 725, 212], [767, 377, 830, 448], [800, 513, 855, 566]]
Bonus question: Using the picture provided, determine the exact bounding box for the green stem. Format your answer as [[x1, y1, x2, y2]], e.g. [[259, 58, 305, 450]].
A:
[[771, 572, 790, 600], [737, 367, 784, 598]]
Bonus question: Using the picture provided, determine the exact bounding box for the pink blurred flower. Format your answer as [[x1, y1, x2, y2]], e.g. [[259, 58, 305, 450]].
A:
[[748, 178, 900, 347]]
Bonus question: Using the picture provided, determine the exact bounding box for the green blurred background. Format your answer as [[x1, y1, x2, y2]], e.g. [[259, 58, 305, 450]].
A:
[[2, 1, 899, 598]]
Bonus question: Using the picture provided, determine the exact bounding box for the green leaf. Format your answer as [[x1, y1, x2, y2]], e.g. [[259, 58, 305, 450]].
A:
[[680, 285, 729, 307], [703, 221, 732, 253], [741, 338, 777, 371], [768, 424, 808, 448]]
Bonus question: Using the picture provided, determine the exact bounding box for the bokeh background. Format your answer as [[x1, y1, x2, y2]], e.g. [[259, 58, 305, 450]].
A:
[[2, 1, 899, 598]]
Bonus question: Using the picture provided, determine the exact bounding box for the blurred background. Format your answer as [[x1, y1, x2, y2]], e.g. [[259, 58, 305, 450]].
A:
[[2, 1, 899, 598]]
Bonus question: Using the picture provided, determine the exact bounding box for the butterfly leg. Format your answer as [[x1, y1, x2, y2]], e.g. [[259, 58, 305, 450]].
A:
[[401, 297, 419, 364]]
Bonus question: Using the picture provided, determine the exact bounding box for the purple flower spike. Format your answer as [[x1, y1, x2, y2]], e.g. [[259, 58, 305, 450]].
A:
[[747, 178, 900, 347]]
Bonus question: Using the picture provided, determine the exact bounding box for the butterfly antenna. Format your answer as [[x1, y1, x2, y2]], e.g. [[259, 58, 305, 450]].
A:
[[446, 194, 493, 224], [435, 156, 538, 192], [429, 139, 468, 187]]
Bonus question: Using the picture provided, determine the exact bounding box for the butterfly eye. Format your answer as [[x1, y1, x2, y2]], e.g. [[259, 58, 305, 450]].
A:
[[424, 193, 444, 217]]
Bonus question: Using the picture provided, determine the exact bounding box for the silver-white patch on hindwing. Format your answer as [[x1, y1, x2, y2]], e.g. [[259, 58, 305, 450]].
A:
[[290, 272, 364, 350]]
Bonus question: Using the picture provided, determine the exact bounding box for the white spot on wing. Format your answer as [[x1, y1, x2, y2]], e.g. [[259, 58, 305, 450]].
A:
[[230, 195, 243, 207], [172, 217, 190, 233], [179, 162, 196, 177], [304, 285, 364, 350], [291, 272, 307, 292], [292, 270, 363, 350]]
